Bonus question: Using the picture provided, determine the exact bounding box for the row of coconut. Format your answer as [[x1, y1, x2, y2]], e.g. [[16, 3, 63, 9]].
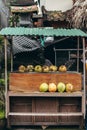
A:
[[39, 82, 74, 93], [18, 65, 67, 73]]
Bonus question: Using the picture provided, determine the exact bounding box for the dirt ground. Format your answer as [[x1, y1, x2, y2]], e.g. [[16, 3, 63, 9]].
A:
[[6, 125, 85, 130]]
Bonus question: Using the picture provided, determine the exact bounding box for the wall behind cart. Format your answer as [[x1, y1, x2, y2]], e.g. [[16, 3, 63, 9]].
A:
[[40, 0, 73, 12]]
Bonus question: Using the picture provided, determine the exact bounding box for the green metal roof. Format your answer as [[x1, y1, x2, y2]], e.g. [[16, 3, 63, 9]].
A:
[[0, 27, 87, 37]]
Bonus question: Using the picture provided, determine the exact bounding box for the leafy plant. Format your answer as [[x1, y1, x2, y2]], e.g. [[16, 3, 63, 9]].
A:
[[0, 110, 5, 119], [0, 79, 5, 86], [9, 13, 19, 27], [0, 88, 5, 108], [0, 78, 5, 119]]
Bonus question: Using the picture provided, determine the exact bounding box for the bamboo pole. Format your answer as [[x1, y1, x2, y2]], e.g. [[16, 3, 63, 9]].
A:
[[4, 36, 8, 118], [82, 37, 86, 119], [11, 36, 13, 72], [77, 37, 80, 72]]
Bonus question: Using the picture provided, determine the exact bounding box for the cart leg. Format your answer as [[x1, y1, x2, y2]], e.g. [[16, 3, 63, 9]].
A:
[[85, 108, 87, 130], [7, 116, 11, 129], [79, 116, 85, 130]]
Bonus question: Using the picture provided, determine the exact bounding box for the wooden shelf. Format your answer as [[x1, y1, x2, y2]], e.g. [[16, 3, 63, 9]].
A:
[[8, 93, 83, 126], [8, 91, 83, 97], [8, 112, 83, 116]]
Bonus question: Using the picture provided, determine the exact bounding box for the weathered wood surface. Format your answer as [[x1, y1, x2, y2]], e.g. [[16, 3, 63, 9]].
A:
[[9, 72, 82, 92]]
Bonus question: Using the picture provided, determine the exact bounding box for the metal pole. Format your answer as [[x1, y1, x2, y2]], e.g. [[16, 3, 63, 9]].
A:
[[4, 36, 8, 118], [53, 47, 57, 66]]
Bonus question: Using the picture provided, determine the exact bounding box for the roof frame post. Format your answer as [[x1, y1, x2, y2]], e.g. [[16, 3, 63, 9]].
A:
[[11, 36, 13, 72], [4, 36, 8, 118], [82, 37, 86, 119], [77, 36, 80, 72]]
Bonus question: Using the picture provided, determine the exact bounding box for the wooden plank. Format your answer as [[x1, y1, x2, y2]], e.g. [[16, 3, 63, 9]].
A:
[[9, 72, 82, 92], [8, 112, 83, 116], [8, 91, 83, 97], [33, 97, 58, 122], [10, 122, 80, 126]]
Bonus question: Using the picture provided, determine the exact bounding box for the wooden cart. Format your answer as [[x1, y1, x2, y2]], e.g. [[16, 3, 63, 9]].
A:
[[0, 27, 87, 128]]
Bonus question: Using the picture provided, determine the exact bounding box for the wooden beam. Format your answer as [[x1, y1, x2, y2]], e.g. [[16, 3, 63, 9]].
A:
[[9, 112, 83, 116]]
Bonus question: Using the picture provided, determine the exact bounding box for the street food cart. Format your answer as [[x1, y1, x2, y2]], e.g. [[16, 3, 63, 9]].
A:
[[0, 27, 87, 128]]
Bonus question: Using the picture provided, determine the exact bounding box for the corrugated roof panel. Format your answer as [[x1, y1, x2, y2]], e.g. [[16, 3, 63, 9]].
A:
[[0, 27, 87, 37], [58, 29, 67, 36]]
